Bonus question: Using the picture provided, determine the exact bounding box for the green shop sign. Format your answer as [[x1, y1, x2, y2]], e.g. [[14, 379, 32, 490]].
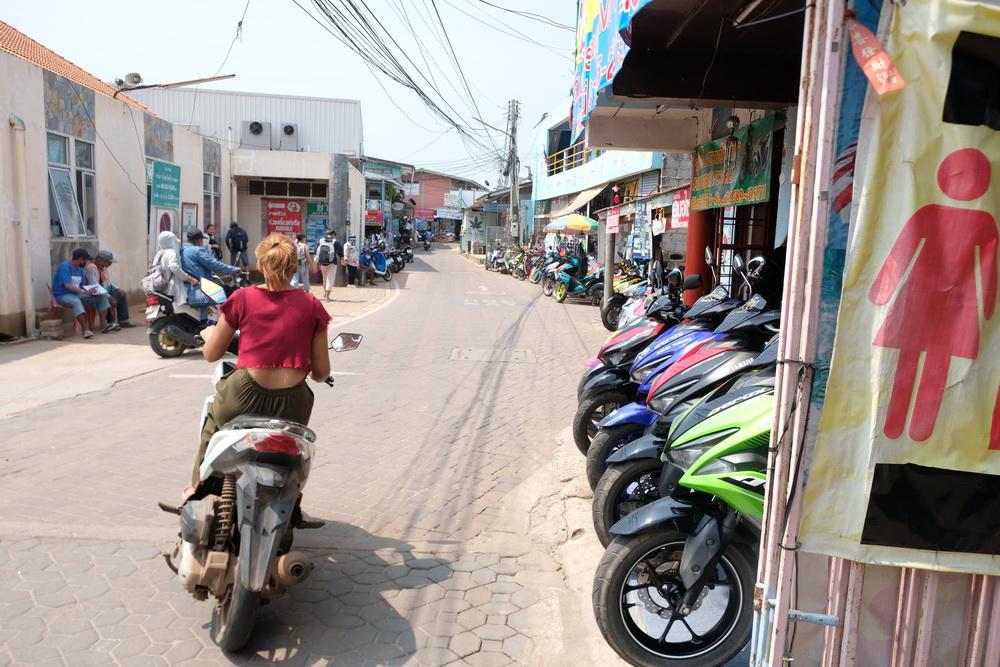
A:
[[691, 114, 775, 211], [150, 160, 181, 209]]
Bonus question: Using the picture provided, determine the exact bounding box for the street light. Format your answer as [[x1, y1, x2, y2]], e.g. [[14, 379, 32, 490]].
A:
[[112, 73, 237, 99]]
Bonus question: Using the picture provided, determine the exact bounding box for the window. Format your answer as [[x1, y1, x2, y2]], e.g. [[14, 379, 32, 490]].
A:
[[203, 172, 222, 228], [265, 181, 288, 196], [311, 182, 327, 198], [249, 180, 265, 195], [288, 181, 311, 197], [47, 132, 95, 237]]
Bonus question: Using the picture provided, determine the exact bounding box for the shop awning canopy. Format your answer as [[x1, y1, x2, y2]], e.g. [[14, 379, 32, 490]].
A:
[[572, 0, 804, 146], [537, 184, 605, 220], [544, 214, 598, 234], [364, 171, 404, 188]]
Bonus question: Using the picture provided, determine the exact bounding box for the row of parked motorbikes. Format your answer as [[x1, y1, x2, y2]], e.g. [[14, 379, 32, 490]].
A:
[[485, 244, 610, 305], [573, 247, 781, 667]]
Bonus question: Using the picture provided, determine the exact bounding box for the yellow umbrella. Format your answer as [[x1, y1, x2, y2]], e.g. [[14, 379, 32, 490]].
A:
[[544, 214, 598, 233]]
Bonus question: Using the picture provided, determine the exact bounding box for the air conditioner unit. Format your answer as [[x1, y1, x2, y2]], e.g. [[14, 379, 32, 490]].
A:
[[241, 121, 272, 150], [278, 123, 299, 151]]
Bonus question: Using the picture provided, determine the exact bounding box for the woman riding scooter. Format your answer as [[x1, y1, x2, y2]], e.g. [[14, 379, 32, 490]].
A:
[[189, 234, 332, 488]]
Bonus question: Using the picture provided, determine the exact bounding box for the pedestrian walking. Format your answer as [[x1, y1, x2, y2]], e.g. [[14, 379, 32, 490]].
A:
[[292, 233, 313, 291], [225, 221, 249, 268], [315, 230, 340, 301], [205, 223, 223, 260], [343, 236, 360, 287]]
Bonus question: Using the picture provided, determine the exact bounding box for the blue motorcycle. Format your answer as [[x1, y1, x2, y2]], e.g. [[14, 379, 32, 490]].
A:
[[360, 247, 392, 283]]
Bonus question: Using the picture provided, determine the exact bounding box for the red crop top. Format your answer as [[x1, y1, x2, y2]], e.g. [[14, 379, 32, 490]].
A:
[[220, 286, 332, 371]]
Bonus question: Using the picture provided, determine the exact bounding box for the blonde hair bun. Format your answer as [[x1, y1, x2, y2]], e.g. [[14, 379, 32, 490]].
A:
[[256, 234, 298, 284]]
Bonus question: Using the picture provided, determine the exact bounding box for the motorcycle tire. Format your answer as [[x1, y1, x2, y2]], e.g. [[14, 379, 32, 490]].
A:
[[555, 283, 568, 303], [601, 297, 626, 332], [588, 284, 603, 307], [593, 529, 755, 667], [591, 457, 662, 547], [572, 390, 629, 455], [530, 270, 543, 284], [585, 423, 647, 491], [211, 579, 261, 652], [542, 278, 556, 297], [514, 267, 526, 281], [149, 330, 187, 358], [382, 270, 392, 283]]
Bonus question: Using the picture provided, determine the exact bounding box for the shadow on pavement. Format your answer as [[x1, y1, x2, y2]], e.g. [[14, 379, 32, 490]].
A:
[[229, 521, 453, 664]]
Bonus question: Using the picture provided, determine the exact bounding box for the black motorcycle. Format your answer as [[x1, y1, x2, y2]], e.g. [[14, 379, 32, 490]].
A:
[[146, 274, 245, 358]]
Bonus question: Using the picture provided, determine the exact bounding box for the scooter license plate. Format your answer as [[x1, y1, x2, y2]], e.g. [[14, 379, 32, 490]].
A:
[[145, 305, 160, 320]]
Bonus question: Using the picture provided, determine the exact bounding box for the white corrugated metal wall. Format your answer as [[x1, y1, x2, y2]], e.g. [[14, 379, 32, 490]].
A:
[[129, 88, 363, 156]]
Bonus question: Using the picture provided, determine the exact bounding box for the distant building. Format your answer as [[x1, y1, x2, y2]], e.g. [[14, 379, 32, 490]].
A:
[[404, 169, 486, 237]]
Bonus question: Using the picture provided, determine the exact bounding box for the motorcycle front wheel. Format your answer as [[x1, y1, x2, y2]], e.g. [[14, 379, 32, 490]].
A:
[[555, 283, 568, 303], [572, 390, 629, 455], [591, 457, 662, 547], [211, 579, 260, 652], [149, 330, 187, 358], [542, 278, 556, 297], [593, 529, 754, 667], [382, 270, 393, 283], [601, 297, 626, 332], [585, 423, 647, 491]]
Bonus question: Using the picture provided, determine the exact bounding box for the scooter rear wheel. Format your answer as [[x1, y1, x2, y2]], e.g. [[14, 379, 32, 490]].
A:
[[211, 579, 260, 652], [542, 278, 556, 297]]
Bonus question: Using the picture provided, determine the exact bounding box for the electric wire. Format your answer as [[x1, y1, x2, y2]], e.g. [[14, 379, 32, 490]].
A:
[[187, 0, 251, 129], [443, 0, 573, 62], [470, 0, 573, 31]]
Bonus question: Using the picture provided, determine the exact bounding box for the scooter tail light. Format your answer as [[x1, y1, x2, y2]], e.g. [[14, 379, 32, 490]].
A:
[[252, 434, 302, 456], [146, 295, 159, 305]]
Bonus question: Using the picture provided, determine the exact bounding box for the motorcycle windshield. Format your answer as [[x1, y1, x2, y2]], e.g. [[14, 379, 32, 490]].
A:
[[684, 285, 730, 319], [669, 384, 774, 444], [747, 334, 780, 369], [714, 294, 768, 333]]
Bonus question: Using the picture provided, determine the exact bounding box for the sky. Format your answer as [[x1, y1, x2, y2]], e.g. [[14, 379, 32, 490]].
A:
[[3, 0, 578, 187]]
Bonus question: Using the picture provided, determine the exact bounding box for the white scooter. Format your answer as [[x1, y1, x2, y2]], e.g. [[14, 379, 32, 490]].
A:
[[160, 332, 362, 651]]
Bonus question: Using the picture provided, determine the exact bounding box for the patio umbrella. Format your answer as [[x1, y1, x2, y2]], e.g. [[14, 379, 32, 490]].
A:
[[544, 214, 598, 233]]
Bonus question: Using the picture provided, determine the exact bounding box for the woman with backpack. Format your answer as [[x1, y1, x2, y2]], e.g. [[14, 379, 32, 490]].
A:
[[145, 231, 198, 302], [315, 230, 341, 301]]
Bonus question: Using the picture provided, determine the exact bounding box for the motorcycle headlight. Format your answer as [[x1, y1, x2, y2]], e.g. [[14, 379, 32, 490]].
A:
[[630, 364, 656, 384], [647, 394, 675, 414], [603, 351, 625, 366], [666, 428, 739, 469]]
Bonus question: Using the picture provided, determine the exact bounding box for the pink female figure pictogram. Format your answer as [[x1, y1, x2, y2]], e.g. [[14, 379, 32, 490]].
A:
[[869, 148, 997, 441]]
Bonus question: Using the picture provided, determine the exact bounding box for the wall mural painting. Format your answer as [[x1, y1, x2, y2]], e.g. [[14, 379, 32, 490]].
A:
[[144, 113, 174, 162], [43, 71, 95, 141], [203, 139, 222, 176]]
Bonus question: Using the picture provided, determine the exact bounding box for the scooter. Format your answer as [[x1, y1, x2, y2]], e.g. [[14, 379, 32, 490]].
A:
[[146, 274, 245, 359], [160, 332, 362, 652], [554, 262, 604, 305], [591, 369, 773, 667], [360, 247, 392, 283]]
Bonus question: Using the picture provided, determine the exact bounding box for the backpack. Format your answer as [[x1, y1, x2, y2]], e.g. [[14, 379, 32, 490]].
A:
[[141, 253, 169, 293], [317, 241, 333, 265]]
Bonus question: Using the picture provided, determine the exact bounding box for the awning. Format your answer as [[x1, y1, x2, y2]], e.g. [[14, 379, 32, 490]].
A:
[[364, 171, 404, 188], [536, 184, 605, 220]]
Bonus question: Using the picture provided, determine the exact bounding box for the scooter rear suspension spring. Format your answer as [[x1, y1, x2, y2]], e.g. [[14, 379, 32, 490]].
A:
[[212, 474, 236, 551]]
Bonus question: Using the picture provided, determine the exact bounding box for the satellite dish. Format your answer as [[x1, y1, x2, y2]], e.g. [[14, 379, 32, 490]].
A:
[[124, 72, 143, 86]]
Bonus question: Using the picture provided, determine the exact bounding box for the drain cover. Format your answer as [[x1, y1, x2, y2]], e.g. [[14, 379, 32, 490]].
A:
[[449, 347, 536, 363]]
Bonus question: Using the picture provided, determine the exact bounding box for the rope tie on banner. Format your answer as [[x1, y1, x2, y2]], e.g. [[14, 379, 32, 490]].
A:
[[770, 359, 817, 551]]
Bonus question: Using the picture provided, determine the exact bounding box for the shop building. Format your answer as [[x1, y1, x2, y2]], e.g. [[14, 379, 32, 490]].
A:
[[403, 169, 485, 239], [129, 87, 365, 251], [462, 181, 533, 254], [0, 21, 232, 336]]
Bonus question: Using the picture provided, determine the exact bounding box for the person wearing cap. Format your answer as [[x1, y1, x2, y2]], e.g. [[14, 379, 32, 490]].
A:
[[52, 248, 110, 339], [181, 229, 240, 321], [85, 250, 134, 331]]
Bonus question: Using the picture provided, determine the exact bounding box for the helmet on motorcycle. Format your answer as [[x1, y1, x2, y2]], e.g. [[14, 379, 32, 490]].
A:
[[747, 256, 767, 281]]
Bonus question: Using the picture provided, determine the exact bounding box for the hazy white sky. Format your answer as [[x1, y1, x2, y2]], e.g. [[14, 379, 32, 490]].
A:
[[4, 0, 577, 185]]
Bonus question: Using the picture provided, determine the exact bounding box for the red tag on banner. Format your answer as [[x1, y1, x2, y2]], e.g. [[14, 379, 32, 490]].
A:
[[846, 17, 905, 95]]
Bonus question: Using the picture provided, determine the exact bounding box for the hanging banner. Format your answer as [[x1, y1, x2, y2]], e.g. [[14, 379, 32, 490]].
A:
[[670, 188, 690, 229], [413, 208, 435, 220], [691, 115, 774, 211], [606, 207, 621, 233], [264, 199, 303, 236], [799, 0, 1000, 575]]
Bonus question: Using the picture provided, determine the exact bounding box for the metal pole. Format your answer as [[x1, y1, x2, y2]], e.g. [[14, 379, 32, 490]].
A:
[[603, 228, 614, 304], [9, 114, 35, 335]]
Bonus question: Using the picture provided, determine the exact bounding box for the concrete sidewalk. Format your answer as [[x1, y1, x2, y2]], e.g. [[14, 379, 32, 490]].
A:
[[0, 281, 395, 420]]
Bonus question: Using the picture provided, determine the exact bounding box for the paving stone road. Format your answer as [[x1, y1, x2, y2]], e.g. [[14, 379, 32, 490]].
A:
[[0, 246, 634, 666]]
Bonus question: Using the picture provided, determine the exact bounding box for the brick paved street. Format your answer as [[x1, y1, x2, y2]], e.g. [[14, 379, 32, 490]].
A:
[[0, 246, 627, 666]]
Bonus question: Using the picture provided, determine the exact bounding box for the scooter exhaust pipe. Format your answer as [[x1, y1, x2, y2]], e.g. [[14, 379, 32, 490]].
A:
[[274, 551, 312, 586], [162, 323, 200, 347]]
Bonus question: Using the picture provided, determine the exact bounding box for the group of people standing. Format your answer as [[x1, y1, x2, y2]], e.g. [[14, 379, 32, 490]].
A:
[[290, 229, 363, 300]]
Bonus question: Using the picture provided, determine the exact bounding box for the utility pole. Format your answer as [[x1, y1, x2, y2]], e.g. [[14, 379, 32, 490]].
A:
[[507, 99, 520, 243]]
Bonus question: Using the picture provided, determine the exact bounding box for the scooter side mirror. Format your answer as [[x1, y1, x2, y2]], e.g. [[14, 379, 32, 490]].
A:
[[682, 274, 702, 290], [732, 252, 746, 273], [330, 333, 363, 352], [704, 246, 715, 268]]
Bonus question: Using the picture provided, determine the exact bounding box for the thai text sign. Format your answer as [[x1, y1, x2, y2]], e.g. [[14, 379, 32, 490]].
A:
[[413, 208, 435, 220], [264, 199, 303, 236], [691, 115, 774, 211], [670, 188, 690, 229], [150, 160, 181, 209], [800, 0, 1000, 576]]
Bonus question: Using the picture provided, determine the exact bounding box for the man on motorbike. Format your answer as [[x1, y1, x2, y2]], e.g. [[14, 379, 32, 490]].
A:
[[181, 229, 240, 321], [192, 233, 332, 486]]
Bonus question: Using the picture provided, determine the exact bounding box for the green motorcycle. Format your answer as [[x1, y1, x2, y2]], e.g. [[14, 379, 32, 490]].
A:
[[592, 382, 774, 667]]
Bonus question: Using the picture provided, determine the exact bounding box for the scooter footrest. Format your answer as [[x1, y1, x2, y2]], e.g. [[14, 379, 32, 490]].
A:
[[157, 501, 182, 515]]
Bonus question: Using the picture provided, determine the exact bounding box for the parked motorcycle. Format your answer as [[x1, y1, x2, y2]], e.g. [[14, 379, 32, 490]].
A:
[[591, 371, 773, 667], [146, 274, 245, 358], [160, 332, 363, 652], [360, 247, 393, 283], [555, 262, 604, 304]]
